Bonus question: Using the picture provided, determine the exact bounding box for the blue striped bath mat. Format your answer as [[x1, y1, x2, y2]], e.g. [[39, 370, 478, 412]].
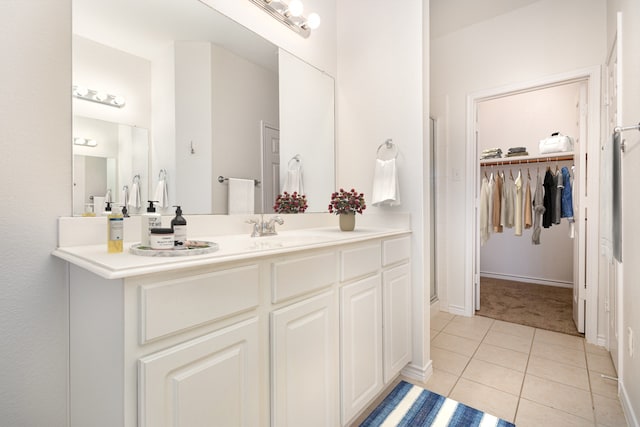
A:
[[360, 381, 515, 427]]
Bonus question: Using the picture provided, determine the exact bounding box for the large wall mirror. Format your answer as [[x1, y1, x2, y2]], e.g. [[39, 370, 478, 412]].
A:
[[72, 0, 335, 216]]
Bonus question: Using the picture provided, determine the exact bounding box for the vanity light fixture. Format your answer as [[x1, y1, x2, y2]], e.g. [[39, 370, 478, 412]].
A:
[[73, 137, 98, 147], [73, 85, 126, 108], [248, 0, 320, 38]]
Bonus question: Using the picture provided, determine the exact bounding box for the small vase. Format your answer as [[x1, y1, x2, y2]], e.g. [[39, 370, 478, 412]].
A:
[[339, 213, 356, 231]]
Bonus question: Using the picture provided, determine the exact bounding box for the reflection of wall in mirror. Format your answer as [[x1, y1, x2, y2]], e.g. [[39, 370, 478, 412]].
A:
[[279, 49, 335, 213]]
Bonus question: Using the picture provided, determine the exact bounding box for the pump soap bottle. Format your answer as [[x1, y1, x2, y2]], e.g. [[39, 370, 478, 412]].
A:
[[171, 205, 187, 247], [107, 202, 124, 253], [141, 201, 162, 247]]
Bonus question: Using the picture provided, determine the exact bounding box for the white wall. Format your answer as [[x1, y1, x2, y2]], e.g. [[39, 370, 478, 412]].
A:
[[431, 0, 606, 313], [0, 1, 71, 425], [478, 83, 580, 285], [608, 1, 640, 424], [337, 0, 430, 379]]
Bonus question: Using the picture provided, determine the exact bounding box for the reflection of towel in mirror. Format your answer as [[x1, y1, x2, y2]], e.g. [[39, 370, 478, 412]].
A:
[[154, 178, 169, 208], [282, 165, 304, 195], [372, 158, 400, 206], [129, 178, 141, 209], [228, 178, 255, 215]]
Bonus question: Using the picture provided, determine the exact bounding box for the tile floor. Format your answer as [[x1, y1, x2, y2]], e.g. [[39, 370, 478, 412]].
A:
[[418, 312, 628, 426]]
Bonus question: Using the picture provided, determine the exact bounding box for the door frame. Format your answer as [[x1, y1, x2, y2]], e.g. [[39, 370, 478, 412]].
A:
[[464, 66, 601, 343]]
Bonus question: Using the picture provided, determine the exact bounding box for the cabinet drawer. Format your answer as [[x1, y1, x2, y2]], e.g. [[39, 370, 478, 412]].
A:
[[382, 236, 411, 266], [272, 251, 337, 303], [139, 265, 260, 343], [340, 244, 381, 282]]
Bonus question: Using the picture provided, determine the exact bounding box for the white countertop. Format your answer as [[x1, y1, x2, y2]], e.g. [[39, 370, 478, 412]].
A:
[[53, 227, 411, 279]]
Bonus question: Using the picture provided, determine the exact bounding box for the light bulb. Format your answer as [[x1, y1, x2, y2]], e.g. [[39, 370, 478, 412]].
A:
[[306, 12, 320, 29], [288, 0, 303, 17]]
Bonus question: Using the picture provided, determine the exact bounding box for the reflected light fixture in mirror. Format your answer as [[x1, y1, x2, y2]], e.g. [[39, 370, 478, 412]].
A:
[[248, 0, 320, 38], [73, 85, 126, 108]]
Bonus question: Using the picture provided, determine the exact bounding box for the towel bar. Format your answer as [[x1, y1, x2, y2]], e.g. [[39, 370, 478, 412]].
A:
[[217, 176, 260, 186]]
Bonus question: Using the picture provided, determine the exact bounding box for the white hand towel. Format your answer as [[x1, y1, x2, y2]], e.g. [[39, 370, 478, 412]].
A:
[[129, 179, 141, 209], [228, 178, 255, 215], [282, 165, 304, 195], [372, 158, 401, 206], [154, 178, 169, 208]]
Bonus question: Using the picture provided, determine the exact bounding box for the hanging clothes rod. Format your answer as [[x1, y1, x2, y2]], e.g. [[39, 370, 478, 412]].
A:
[[217, 176, 260, 186], [480, 154, 574, 167]]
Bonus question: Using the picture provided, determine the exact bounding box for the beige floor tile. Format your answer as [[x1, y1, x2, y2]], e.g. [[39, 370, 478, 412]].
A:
[[515, 398, 595, 427], [431, 347, 470, 376], [431, 332, 481, 357], [490, 319, 535, 339], [593, 394, 627, 427], [526, 355, 589, 390], [587, 352, 617, 376], [483, 329, 533, 354], [534, 328, 585, 351], [589, 370, 619, 399], [442, 316, 493, 341], [531, 341, 587, 368], [423, 368, 459, 397], [461, 358, 524, 395], [473, 343, 529, 372], [521, 374, 593, 420], [449, 377, 519, 423], [431, 311, 455, 331], [586, 342, 611, 356]]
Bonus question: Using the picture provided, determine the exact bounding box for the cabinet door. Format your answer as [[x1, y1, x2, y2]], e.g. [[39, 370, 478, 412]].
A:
[[138, 317, 260, 427], [340, 275, 383, 425], [271, 290, 339, 427], [383, 263, 412, 383]]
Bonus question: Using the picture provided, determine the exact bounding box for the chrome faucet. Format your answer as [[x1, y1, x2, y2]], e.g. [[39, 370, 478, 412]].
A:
[[247, 215, 284, 237]]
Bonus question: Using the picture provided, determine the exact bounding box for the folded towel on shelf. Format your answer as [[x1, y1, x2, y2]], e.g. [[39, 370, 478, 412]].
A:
[[372, 158, 401, 207], [507, 146, 527, 154], [505, 151, 529, 157], [228, 178, 255, 215]]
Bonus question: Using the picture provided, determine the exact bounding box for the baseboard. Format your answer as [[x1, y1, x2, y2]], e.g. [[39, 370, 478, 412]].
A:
[[401, 360, 433, 384], [620, 380, 640, 427], [480, 272, 573, 289], [448, 304, 467, 316]]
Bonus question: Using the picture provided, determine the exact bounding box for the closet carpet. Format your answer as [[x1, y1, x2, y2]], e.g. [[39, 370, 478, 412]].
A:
[[475, 278, 581, 337]]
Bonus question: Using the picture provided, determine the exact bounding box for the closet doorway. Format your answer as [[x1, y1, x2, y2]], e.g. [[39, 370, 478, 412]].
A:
[[465, 68, 600, 342]]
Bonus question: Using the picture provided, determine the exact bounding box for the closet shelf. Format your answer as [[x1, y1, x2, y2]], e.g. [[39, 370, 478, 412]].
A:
[[480, 152, 574, 167]]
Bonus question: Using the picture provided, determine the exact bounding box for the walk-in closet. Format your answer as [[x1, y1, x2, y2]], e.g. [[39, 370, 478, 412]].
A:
[[475, 81, 586, 336]]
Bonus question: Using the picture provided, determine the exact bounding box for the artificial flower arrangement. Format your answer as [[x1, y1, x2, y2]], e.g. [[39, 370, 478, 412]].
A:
[[328, 188, 366, 215], [273, 191, 308, 214]]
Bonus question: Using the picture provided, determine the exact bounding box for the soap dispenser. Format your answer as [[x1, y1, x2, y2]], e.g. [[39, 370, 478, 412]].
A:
[[141, 201, 162, 247], [106, 202, 124, 253], [171, 205, 187, 247]]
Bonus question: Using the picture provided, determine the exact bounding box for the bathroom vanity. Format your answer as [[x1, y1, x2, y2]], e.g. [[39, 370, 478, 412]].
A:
[[54, 221, 411, 426]]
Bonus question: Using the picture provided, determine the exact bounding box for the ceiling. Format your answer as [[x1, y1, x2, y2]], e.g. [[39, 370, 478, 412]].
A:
[[430, 0, 543, 39]]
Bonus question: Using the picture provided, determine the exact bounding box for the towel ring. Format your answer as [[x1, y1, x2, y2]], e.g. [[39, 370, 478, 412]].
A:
[[376, 139, 398, 160], [288, 154, 301, 168]]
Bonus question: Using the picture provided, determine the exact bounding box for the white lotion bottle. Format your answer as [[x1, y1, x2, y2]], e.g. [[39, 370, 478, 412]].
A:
[[141, 201, 162, 246]]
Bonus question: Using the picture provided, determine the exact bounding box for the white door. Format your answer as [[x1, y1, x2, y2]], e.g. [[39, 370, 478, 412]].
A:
[[271, 290, 339, 427], [340, 275, 383, 425], [138, 318, 260, 427], [261, 121, 280, 213], [604, 16, 622, 372], [572, 83, 588, 334]]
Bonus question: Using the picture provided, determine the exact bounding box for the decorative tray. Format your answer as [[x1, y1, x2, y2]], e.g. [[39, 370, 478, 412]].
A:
[[129, 241, 219, 257]]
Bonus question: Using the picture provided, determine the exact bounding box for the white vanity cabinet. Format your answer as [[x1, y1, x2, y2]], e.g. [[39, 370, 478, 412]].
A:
[[339, 237, 412, 425], [59, 228, 411, 427]]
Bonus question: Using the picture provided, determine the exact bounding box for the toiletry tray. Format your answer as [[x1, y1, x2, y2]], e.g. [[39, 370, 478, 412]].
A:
[[130, 241, 219, 257]]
